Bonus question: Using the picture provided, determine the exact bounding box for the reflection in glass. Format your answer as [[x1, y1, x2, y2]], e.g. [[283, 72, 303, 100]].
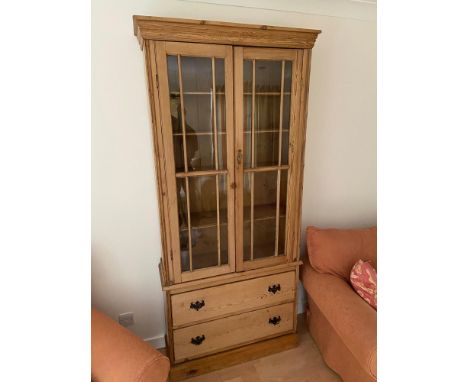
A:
[[177, 174, 228, 272], [167, 55, 227, 173], [181, 56, 212, 92], [277, 169, 288, 256], [243, 59, 293, 169], [242, 58, 292, 263], [255, 60, 282, 92]]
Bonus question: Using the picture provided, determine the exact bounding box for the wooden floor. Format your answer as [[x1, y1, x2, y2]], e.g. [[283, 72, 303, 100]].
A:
[[172, 314, 342, 382]]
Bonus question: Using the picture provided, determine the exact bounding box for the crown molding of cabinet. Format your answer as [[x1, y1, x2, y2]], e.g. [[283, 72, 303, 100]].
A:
[[133, 16, 321, 50]]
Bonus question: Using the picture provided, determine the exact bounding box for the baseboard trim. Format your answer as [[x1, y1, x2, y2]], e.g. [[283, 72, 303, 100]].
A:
[[144, 334, 166, 349]]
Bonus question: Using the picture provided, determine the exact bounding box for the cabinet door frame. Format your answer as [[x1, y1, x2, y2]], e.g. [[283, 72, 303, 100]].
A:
[[153, 41, 236, 283], [234, 47, 305, 272]]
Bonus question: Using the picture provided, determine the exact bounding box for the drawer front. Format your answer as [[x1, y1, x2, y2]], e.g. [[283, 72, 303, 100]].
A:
[[173, 302, 294, 362], [171, 271, 295, 327]]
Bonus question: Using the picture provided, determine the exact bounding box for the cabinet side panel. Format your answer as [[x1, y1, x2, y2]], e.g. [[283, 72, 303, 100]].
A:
[[295, 49, 313, 261], [145, 40, 173, 283], [154, 41, 183, 283], [284, 50, 304, 264]]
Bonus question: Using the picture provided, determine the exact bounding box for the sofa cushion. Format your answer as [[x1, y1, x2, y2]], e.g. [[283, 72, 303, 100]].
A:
[[306, 226, 377, 280], [301, 259, 377, 380], [350, 260, 377, 310]]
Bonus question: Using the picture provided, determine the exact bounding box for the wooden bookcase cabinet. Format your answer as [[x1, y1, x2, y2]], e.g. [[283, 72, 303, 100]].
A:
[[134, 16, 320, 378]]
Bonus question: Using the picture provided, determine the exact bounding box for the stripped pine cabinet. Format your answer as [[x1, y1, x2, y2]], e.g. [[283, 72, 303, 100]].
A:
[[134, 15, 320, 380]]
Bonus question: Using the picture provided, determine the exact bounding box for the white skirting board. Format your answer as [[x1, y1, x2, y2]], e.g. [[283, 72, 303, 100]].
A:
[[145, 334, 167, 350]]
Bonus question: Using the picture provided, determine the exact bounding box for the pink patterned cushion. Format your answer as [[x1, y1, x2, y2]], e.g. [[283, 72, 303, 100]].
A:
[[350, 259, 377, 310]]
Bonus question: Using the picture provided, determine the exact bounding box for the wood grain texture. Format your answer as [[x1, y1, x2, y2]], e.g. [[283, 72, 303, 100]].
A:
[[136, 18, 318, 373], [166, 261, 301, 294], [133, 16, 321, 50], [145, 41, 173, 283], [178, 314, 341, 382], [233, 46, 245, 272], [171, 271, 295, 327], [154, 41, 183, 283], [173, 303, 294, 362], [169, 332, 299, 382], [284, 49, 303, 266], [293, 49, 313, 261], [224, 46, 237, 274]]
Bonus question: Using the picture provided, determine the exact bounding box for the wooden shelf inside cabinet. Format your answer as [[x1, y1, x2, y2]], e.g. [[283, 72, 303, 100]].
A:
[[135, 14, 320, 374]]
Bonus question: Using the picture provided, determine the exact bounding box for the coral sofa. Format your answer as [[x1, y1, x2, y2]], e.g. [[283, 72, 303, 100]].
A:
[[300, 226, 377, 382], [91, 308, 170, 382]]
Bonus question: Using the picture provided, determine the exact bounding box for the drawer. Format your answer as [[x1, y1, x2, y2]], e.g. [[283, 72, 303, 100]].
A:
[[173, 302, 294, 362], [171, 271, 296, 327]]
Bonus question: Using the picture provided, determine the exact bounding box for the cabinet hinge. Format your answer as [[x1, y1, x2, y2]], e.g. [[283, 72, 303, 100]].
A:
[[170, 250, 173, 260]]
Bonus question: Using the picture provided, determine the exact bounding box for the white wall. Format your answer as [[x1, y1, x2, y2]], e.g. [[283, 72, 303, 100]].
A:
[[92, 0, 376, 346]]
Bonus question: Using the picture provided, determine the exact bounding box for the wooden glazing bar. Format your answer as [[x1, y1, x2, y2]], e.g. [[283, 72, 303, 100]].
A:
[[173, 131, 227, 136], [244, 165, 289, 173], [244, 92, 291, 96], [177, 54, 193, 271], [244, 130, 289, 134], [175, 169, 228, 178], [275, 61, 286, 257], [250, 59, 256, 262], [170, 91, 226, 95], [212, 57, 221, 266]]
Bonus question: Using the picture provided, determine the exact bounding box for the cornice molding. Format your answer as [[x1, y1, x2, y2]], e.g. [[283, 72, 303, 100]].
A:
[[133, 16, 321, 50]]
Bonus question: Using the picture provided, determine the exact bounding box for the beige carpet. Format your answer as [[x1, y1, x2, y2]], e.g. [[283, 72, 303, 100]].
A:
[[183, 314, 342, 382]]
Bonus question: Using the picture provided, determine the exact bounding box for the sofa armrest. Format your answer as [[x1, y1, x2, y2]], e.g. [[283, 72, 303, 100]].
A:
[[91, 308, 170, 382], [301, 264, 377, 379]]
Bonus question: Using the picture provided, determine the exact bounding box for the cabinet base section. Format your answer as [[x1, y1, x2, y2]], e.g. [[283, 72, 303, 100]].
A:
[[169, 332, 298, 382]]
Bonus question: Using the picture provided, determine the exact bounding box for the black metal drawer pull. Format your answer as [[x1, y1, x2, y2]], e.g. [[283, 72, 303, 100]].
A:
[[269, 316, 282, 326], [191, 335, 205, 345], [190, 300, 205, 311], [268, 284, 281, 294]]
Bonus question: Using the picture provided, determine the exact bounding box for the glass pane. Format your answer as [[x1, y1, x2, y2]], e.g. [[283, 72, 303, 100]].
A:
[[167, 55, 179, 93], [253, 170, 278, 259], [243, 60, 253, 166], [243, 171, 279, 260], [281, 94, 291, 165], [220, 223, 228, 265], [181, 56, 212, 92], [253, 220, 277, 259], [191, 226, 218, 269], [168, 55, 227, 172], [183, 94, 212, 133], [243, 173, 252, 261], [284, 61, 292, 93], [176, 177, 190, 272], [243, 59, 294, 168], [177, 175, 228, 272], [255, 60, 282, 92], [215, 58, 225, 92], [254, 95, 280, 167], [173, 134, 226, 172], [244, 60, 253, 91], [278, 169, 288, 256]]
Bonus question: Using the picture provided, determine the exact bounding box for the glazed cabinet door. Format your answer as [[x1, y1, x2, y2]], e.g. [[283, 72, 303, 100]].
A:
[[153, 41, 235, 283], [234, 47, 303, 271]]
